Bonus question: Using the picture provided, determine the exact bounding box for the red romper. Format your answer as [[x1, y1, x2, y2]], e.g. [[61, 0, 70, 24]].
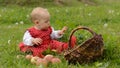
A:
[[19, 27, 76, 58]]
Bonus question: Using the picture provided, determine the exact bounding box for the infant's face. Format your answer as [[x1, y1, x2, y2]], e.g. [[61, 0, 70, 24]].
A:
[[37, 16, 50, 30], [32, 8, 51, 30]]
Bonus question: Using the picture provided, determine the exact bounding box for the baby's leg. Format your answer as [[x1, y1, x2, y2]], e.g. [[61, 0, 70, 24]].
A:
[[50, 36, 76, 53], [31, 48, 44, 58], [49, 40, 64, 53], [62, 36, 77, 50], [19, 43, 45, 58]]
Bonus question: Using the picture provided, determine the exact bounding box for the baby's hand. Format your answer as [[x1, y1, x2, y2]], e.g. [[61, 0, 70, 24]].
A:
[[58, 26, 68, 35], [31, 38, 43, 45]]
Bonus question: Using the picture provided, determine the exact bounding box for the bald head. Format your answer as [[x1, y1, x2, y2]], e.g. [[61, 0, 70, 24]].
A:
[[30, 7, 50, 22]]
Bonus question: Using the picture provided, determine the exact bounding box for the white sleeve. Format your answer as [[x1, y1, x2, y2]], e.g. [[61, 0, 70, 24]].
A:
[[50, 27, 63, 39], [23, 31, 34, 46]]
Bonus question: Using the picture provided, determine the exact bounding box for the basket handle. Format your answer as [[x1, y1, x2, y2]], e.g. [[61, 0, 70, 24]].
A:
[[68, 26, 97, 49]]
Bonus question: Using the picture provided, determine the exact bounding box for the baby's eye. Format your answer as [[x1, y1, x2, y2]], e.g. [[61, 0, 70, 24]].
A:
[[45, 20, 49, 23], [45, 21, 48, 23]]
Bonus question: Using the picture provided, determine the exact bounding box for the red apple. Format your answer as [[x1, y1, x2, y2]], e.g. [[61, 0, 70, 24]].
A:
[[36, 58, 48, 66], [35, 58, 43, 66], [44, 54, 54, 62], [25, 55, 33, 60], [42, 59, 48, 66], [51, 58, 61, 64]]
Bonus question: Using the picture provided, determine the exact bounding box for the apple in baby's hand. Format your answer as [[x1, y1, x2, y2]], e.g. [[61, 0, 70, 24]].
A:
[[44, 54, 54, 62], [51, 57, 61, 64], [25, 55, 33, 60], [31, 56, 40, 64]]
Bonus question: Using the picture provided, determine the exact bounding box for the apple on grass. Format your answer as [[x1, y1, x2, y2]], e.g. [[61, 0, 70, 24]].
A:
[[51, 57, 61, 64], [25, 55, 33, 60], [31, 56, 40, 64], [36, 58, 48, 66], [44, 54, 54, 62]]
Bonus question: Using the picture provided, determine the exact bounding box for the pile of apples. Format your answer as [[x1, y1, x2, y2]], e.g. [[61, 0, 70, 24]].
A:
[[25, 54, 61, 67]]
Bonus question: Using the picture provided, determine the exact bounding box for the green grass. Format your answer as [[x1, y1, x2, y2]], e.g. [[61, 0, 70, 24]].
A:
[[0, 1, 120, 68]]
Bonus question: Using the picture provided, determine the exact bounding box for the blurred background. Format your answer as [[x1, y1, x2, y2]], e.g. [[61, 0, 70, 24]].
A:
[[0, 0, 119, 7], [0, 0, 120, 68]]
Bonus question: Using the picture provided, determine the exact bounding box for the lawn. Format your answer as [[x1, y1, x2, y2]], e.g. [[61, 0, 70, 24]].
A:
[[0, 1, 120, 68]]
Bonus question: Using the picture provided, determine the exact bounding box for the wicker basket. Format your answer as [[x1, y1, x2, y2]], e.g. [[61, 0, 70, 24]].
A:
[[64, 26, 104, 64]]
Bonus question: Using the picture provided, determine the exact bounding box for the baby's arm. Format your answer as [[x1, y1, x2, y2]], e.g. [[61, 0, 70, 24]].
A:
[[23, 31, 42, 46], [50, 26, 67, 39], [23, 31, 33, 46]]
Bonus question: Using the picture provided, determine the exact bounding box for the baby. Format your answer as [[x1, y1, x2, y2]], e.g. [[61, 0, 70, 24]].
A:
[[19, 7, 76, 58]]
